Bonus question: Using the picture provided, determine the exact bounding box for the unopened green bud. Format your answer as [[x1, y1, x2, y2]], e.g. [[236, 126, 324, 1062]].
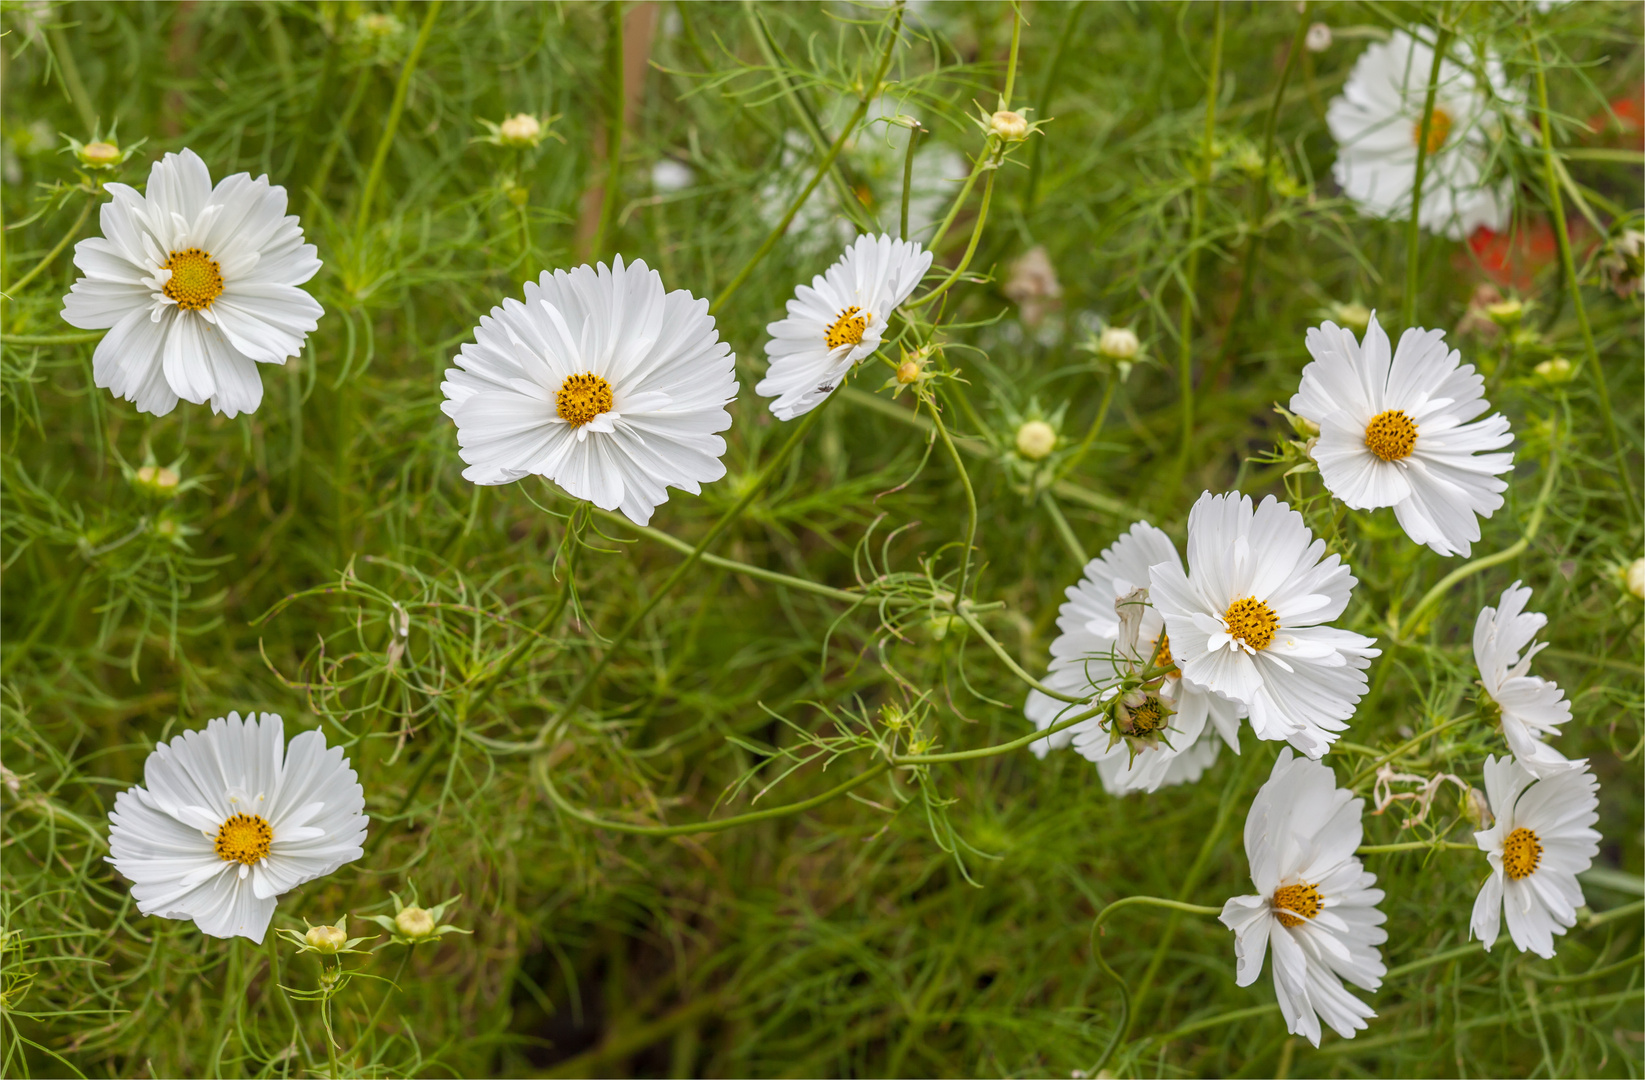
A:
[[1098, 326, 1139, 361], [1015, 420, 1056, 461], [133, 464, 181, 496], [394, 906, 436, 940], [1627, 557, 1645, 601], [990, 110, 1029, 141], [305, 924, 348, 954], [80, 141, 121, 168], [1533, 357, 1573, 384]]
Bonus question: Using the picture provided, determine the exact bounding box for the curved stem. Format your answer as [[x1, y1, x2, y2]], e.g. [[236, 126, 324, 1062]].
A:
[[353, 1, 441, 246], [1528, 33, 1638, 523], [891, 702, 1103, 764], [952, 605, 1086, 703], [1089, 896, 1223, 1074], [1401, 25, 1452, 331], [1401, 431, 1559, 637], [908, 166, 997, 308], [1056, 375, 1117, 481], [929, 400, 979, 601], [1040, 490, 1088, 566], [361, 949, 411, 1053], [264, 931, 311, 1070], [6, 197, 94, 296], [538, 404, 828, 742], [711, 4, 904, 316]]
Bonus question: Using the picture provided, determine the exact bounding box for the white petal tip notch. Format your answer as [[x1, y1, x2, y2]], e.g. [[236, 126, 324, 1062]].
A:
[[60, 148, 324, 419], [1023, 520, 1247, 794], [441, 256, 738, 527], [1326, 30, 1518, 239], [1148, 491, 1380, 759], [1291, 311, 1513, 558], [1219, 750, 1387, 1047], [105, 710, 368, 944], [1470, 754, 1600, 959], [756, 233, 933, 420]]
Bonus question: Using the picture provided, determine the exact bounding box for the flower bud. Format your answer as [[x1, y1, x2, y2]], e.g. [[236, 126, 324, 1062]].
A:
[[1304, 22, 1332, 52], [132, 465, 181, 497], [1484, 298, 1524, 327], [498, 113, 542, 147], [990, 110, 1029, 142], [394, 906, 436, 940], [1098, 326, 1139, 361], [1533, 356, 1573, 383], [896, 360, 922, 384], [1014, 420, 1056, 461], [1330, 302, 1372, 333], [305, 924, 349, 954], [79, 141, 121, 168], [1627, 557, 1645, 600]]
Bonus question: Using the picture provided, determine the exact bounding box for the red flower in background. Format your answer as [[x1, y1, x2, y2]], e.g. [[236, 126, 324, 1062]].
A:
[[1467, 220, 1563, 292]]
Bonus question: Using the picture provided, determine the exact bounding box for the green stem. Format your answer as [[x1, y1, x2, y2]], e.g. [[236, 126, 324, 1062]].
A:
[[6, 197, 94, 295], [1000, 2, 1023, 108], [908, 166, 997, 308], [1172, 2, 1225, 487], [1528, 34, 1638, 523], [45, 26, 96, 133], [1206, 4, 1309, 389], [360, 950, 411, 1053], [929, 400, 979, 601], [710, 5, 903, 316], [1023, 3, 1083, 211], [1357, 840, 1477, 855], [1, 332, 102, 345], [589, 1, 625, 259], [1401, 431, 1560, 637], [1348, 714, 1475, 788], [899, 120, 920, 241], [1041, 490, 1088, 565], [537, 403, 829, 742], [1089, 896, 1224, 1074], [893, 702, 1103, 764], [1056, 375, 1117, 480], [1401, 25, 1452, 330], [264, 933, 312, 1070], [952, 606, 1085, 703], [352, 1, 441, 246]]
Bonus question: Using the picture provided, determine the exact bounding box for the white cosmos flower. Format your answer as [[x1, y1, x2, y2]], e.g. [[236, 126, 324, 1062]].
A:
[[1220, 749, 1387, 1047], [441, 256, 737, 526], [106, 711, 367, 944], [1149, 492, 1381, 759], [1327, 30, 1517, 239], [1292, 312, 1513, 557], [1474, 582, 1582, 778], [1470, 754, 1600, 958], [60, 149, 323, 418], [1025, 522, 1245, 794], [757, 233, 932, 420]]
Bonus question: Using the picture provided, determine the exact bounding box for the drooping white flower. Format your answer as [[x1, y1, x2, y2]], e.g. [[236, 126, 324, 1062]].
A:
[[1292, 312, 1514, 557], [1024, 522, 1245, 795], [60, 149, 324, 418], [107, 712, 367, 944], [756, 233, 932, 420], [1220, 749, 1387, 1047], [1474, 582, 1582, 778], [441, 256, 738, 526], [1470, 754, 1600, 958], [1327, 30, 1517, 238], [1149, 492, 1381, 759]]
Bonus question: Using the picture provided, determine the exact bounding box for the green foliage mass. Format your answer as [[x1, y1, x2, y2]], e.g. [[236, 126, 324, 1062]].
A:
[[2, 2, 1641, 1077]]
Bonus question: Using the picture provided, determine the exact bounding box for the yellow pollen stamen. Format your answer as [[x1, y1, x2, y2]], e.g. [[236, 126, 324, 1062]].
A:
[[1364, 409, 1419, 462], [1152, 632, 1178, 675], [1223, 597, 1278, 652], [214, 813, 273, 865], [1502, 827, 1543, 881], [162, 248, 224, 311], [555, 372, 614, 427], [824, 306, 870, 351], [1412, 107, 1453, 156], [1272, 882, 1324, 928], [1128, 699, 1166, 735]]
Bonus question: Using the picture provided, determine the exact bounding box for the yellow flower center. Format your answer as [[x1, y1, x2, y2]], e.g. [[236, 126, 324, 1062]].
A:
[[1151, 632, 1178, 675], [162, 248, 225, 311], [1364, 409, 1419, 462], [1412, 107, 1453, 155], [555, 372, 614, 427], [824, 306, 870, 351], [1223, 597, 1278, 652], [1272, 882, 1323, 928], [1502, 827, 1543, 881], [214, 813, 273, 865]]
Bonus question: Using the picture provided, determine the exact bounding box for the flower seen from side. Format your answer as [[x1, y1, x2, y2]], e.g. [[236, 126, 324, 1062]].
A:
[[1327, 30, 1517, 239], [757, 233, 932, 420], [441, 256, 738, 526], [1219, 750, 1387, 1047], [106, 712, 367, 944], [1474, 582, 1582, 778], [1291, 312, 1514, 557], [1149, 492, 1381, 759], [60, 149, 324, 417], [1024, 522, 1246, 795], [1470, 754, 1601, 958]]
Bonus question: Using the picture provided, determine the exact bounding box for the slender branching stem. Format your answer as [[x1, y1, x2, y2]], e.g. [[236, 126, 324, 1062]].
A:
[[353, 1, 441, 247], [1357, 840, 1477, 854], [1040, 490, 1088, 566], [1089, 896, 1224, 1074], [928, 400, 979, 601], [1401, 24, 1452, 331], [6, 197, 94, 295]]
